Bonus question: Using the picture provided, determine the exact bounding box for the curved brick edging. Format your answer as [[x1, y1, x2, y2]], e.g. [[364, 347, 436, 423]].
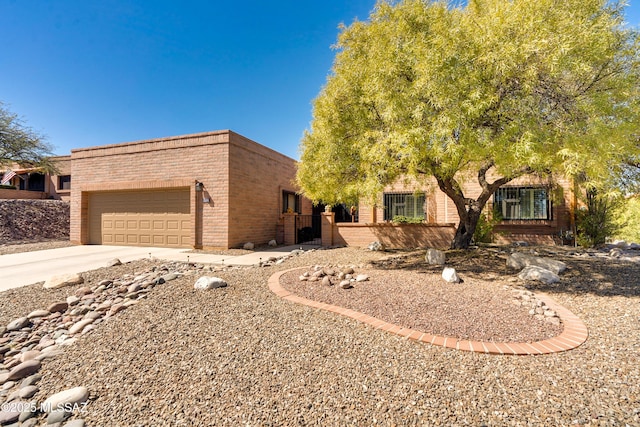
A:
[[268, 268, 588, 355]]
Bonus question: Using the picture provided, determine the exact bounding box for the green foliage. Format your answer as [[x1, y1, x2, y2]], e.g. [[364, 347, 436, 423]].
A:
[[576, 190, 622, 247], [613, 196, 640, 243], [391, 215, 424, 224], [296, 0, 640, 249], [473, 211, 502, 244], [0, 102, 57, 173], [0, 184, 16, 190]]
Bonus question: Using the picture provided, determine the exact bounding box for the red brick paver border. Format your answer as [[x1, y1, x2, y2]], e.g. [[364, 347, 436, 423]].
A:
[[268, 268, 588, 355]]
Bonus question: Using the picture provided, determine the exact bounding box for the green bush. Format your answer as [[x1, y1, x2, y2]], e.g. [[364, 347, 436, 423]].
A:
[[0, 184, 16, 190], [576, 190, 622, 247], [392, 215, 424, 224], [473, 211, 502, 244]]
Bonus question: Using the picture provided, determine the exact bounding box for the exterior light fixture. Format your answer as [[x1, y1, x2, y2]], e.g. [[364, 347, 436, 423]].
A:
[[195, 181, 204, 192]]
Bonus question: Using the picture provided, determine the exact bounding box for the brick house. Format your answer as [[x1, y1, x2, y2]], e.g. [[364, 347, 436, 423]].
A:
[[332, 173, 576, 248], [0, 155, 71, 202], [70, 130, 311, 249]]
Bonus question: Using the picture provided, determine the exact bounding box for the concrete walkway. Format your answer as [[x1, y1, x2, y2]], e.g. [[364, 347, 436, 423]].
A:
[[0, 244, 319, 292]]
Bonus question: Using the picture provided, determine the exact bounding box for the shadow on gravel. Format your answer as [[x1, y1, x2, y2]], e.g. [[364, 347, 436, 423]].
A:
[[370, 247, 640, 299]]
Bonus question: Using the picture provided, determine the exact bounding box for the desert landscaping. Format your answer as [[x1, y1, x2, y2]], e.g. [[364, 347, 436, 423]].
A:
[[1, 214, 639, 425]]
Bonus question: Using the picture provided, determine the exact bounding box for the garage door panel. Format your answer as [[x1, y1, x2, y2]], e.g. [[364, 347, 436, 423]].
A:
[[89, 189, 191, 248]]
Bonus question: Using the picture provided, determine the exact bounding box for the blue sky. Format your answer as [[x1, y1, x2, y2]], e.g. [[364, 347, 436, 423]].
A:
[[1, 1, 639, 160]]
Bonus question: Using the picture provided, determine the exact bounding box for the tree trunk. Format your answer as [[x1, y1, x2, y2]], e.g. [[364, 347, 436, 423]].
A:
[[451, 208, 482, 249]]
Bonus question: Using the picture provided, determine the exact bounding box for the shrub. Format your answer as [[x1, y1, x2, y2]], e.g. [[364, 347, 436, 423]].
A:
[[576, 190, 622, 247], [473, 211, 502, 244], [391, 215, 424, 224]]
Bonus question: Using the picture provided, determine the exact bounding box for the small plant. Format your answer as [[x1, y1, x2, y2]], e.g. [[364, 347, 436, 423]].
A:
[[576, 189, 622, 247], [473, 211, 502, 244], [392, 215, 424, 224]]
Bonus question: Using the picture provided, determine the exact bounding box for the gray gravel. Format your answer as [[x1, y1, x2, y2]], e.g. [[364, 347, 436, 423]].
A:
[[1, 245, 639, 425]]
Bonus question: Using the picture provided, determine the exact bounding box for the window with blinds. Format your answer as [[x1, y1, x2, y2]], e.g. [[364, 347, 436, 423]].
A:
[[494, 187, 551, 220], [383, 192, 426, 221]]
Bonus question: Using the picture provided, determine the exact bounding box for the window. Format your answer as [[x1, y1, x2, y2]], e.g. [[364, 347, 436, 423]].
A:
[[59, 175, 71, 190], [282, 191, 300, 214], [494, 187, 551, 220], [383, 192, 426, 221]]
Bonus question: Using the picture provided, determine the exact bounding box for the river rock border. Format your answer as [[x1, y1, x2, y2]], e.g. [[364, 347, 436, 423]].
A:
[[268, 267, 588, 355]]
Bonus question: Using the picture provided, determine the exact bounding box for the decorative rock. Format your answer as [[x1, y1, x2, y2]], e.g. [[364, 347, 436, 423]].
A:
[[6, 317, 30, 332], [442, 267, 461, 283], [64, 420, 86, 427], [47, 302, 69, 313], [74, 287, 92, 297], [243, 242, 255, 250], [20, 350, 41, 363], [518, 266, 560, 284], [507, 252, 567, 275], [194, 277, 228, 290], [339, 280, 353, 289], [20, 374, 42, 388], [161, 273, 180, 282], [19, 408, 38, 424], [48, 409, 72, 424], [18, 385, 38, 399], [425, 248, 446, 265], [367, 241, 385, 251], [7, 360, 41, 381], [84, 311, 102, 320], [355, 274, 369, 282], [42, 386, 89, 413], [43, 273, 84, 289], [66, 295, 81, 306], [26, 309, 50, 319], [107, 258, 122, 267], [68, 319, 94, 335], [268, 239, 277, 247], [321, 276, 332, 286], [609, 248, 624, 258], [0, 400, 23, 424], [342, 267, 355, 275]]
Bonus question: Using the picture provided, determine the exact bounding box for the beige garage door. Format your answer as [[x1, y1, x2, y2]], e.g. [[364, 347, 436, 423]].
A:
[[88, 189, 191, 248]]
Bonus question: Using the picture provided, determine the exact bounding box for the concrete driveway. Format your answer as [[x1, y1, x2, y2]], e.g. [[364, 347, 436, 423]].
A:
[[0, 245, 187, 292], [0, 244, 320, 292]]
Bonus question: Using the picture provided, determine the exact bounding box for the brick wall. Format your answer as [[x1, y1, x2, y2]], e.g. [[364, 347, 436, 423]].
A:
[[227, 131, 300, 247], [0, 189, 47, 200], [333, 222, 455, 250], [70, 131, 231, 248]]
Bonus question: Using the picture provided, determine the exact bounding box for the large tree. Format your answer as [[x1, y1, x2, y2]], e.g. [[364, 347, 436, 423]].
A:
[[297, 0, 640, 249], [0, 102, 57, 173]]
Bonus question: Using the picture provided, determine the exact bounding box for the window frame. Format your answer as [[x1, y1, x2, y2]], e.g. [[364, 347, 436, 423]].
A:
[[383, 192, 426, 221], [282, 190, 301, 214], [494, 187, 552, 221], [58, 175, 71, 191]]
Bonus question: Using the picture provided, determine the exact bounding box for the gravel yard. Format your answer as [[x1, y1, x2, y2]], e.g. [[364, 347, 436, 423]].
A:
[[0, 244, 639, 425]]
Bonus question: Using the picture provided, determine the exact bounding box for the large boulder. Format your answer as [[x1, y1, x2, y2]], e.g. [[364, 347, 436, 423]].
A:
[[425, 248, 446, 265], [517, 266, 560, 284], [44, 273, 84, 289], [507, 252, 567, 275]]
